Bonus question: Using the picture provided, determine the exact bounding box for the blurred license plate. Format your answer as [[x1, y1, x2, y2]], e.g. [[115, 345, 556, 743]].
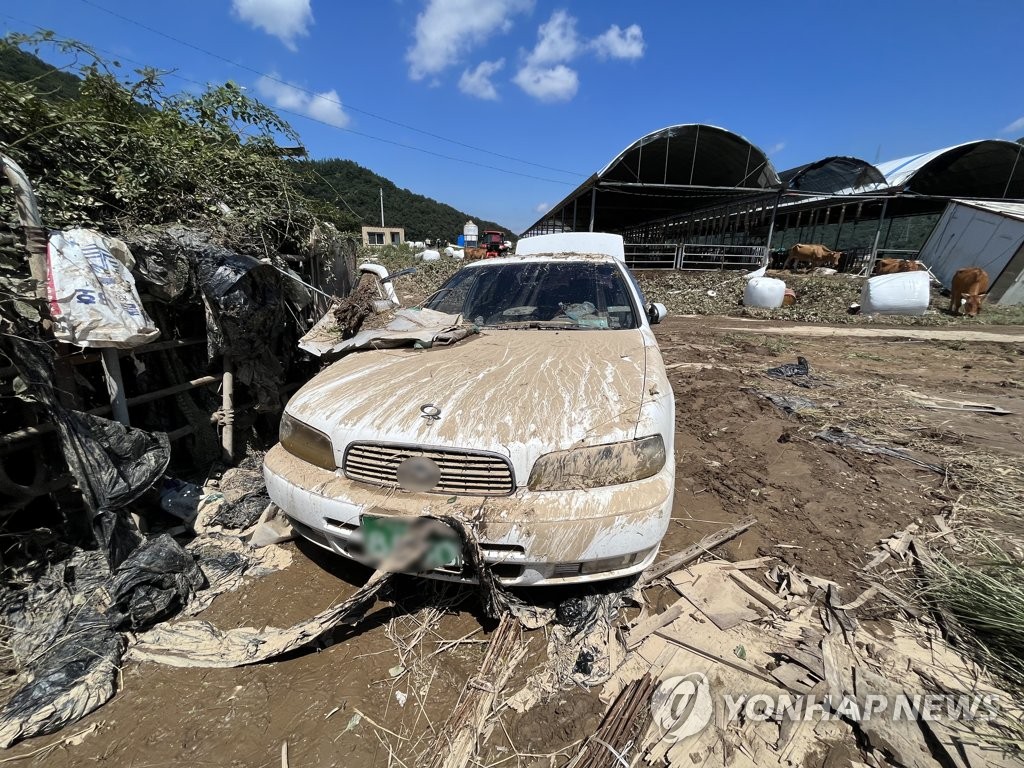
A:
[[360, 515, 463, 569]]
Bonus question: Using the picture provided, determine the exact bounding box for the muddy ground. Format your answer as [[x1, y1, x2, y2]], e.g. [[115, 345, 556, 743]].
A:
[[10, 317, 1024, 767]]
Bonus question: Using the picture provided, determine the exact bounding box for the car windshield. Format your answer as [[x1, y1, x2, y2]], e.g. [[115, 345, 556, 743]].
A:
[[424, 260, 638, 329]]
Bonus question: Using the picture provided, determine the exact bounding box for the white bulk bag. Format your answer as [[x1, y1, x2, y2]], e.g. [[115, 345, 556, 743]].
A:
[[46, 228, 160, 348], [743, 277, 787, 309], [418, 249, 441, 262], [860, 271, 930, 315]]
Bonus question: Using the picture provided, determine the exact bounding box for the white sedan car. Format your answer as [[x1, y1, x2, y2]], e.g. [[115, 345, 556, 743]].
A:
[[264, 233, 675, 586]]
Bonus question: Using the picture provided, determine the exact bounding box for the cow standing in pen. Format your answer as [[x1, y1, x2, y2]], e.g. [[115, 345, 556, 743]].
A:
[[949, 267, 989, 317], [783, 243, 842, 270]]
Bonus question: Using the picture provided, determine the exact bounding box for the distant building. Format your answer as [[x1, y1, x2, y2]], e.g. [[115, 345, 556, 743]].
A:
[[464, 220, 479, 248], [361, 226, 405, 247]]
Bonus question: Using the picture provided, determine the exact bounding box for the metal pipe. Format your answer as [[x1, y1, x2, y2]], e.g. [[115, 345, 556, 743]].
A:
[[221, 357, 234, 465], [867, 197, 890, 276], [764, 189, 783, 255], [588, 187, 596, 232], [100, 348, 130, 426], [359, 263, 399, 306], [0, 152, 47, 300], [0, 374, 221, 451]]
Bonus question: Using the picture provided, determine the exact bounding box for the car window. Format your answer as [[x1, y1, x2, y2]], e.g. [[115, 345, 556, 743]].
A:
[[623, 266, 648, 308], [425, 261, 638, 329]]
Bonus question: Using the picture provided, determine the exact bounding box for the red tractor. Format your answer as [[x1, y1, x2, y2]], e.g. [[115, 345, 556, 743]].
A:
[[481, 230, 508, 259]]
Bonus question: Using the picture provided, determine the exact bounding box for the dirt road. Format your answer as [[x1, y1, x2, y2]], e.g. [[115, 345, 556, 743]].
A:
[[11, 318, 1023, 766]]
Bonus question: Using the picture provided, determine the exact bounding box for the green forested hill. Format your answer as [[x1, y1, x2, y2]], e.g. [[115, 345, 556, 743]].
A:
[[294, 158, 510, 241], [0, 43, 510, 241], [0, 43, 81, 100]]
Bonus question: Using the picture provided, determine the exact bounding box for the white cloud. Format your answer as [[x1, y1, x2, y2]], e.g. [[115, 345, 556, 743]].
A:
[[231, 0, 313, 51], [525, 10, 580, 66], [255, 75, 351, 128], [306, 89, 350, 127], [407, 0, 533, 81], [1002, 116, 1024, 135], [514, 10, 581, 102], [535, 201, 549, 213], [767, 141, 786, 155], [459, 59, 505, 100], [513, 64, 578, 102], [591, 23, 644, 60]]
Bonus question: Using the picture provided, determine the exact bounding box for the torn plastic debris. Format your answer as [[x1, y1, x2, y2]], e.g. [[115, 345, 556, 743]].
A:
[[129, 517, 519, 670], [300, 307, 475, 358], [0, 535, 204, 748], [748, 389, 818, 413], [193, 468, 271, 534], [814, 427, 945, 474], [127, 226, 298, 411], [183, 533, 293, 616], [764, 356, 821, 389], [5, 331, 170, 566]]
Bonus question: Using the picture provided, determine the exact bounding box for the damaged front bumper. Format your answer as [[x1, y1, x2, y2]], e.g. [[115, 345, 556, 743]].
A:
[[263, 443, 672, 586]]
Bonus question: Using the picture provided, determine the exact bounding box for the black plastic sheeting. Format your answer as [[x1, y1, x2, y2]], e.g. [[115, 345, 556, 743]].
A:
[[0, 326, 200, 747], [209, 488, 269, 530], [0, 536, 204, 747], [5, 334, 170, 567], [128, 226, 302, 411]]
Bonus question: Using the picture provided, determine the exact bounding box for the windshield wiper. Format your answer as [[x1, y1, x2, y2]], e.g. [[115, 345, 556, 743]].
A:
[[484, 320, 588, 330]]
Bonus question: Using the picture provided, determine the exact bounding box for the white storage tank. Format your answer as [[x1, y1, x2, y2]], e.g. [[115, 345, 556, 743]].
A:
[[464, 220, 479, 248]]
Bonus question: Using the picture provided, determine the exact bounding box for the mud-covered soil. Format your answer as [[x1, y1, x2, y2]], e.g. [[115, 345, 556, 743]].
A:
[[9, 318, 1024, 766]]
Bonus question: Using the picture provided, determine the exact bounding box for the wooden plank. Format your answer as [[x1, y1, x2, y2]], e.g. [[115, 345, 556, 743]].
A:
[[625, 598, 688, 649], [640, 518, 757, 585]]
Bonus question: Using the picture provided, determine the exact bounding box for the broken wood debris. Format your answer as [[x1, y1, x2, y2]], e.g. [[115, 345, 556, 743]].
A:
[[422, 612, 526, 768], [640, 517, 756, 585]]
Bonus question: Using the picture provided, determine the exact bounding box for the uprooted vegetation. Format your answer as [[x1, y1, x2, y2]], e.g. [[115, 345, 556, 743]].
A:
[[0, 34, 345, 249]]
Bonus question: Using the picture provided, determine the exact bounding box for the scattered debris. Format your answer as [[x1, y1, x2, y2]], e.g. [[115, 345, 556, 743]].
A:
[[907, 392, 1012, 415], [765, 356, 816, 387], [422, 613, 527, 768], [813, 427, 945, 474], [0, 535, 203, 748], [748, 388, 818, 413], [640, 518, 756, 585]]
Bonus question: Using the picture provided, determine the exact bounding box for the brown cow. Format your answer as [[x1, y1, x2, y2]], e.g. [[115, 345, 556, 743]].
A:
[[784, 243, 842, 270], [950, 267, 989, 317], [873, 258, 927, 275]]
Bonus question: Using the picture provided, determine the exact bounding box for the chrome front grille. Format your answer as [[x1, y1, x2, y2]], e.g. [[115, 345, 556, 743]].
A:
[[343, 442, 515, 496]]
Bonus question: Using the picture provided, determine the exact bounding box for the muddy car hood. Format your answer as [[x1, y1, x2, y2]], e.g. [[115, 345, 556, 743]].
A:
[[285, 329, 650, 484]]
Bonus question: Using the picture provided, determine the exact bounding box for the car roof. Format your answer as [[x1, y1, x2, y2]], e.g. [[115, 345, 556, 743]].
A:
[[461, 253, 622, 268]]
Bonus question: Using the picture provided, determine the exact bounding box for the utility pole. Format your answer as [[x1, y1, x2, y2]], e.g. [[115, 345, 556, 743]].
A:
[[379, 187, 384, 227]]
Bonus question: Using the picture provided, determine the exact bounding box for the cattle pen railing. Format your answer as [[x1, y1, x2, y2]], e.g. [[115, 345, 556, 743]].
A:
[[624, 243, 768, 271]]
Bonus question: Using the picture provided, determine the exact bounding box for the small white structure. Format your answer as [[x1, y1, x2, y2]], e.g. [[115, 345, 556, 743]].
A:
[[918, 199, 1024, 305], [463, 220, 479, 248]]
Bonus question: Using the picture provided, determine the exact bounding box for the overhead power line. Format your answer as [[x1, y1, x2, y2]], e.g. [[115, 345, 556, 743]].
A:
[[74, 0, 586, 179], [0, 13, 575, 186]]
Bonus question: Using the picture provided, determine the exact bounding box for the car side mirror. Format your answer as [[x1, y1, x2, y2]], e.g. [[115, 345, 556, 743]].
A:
[[647, 302, 667, 325]]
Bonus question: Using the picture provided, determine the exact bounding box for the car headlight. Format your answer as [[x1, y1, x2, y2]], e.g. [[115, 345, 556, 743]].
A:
[[279, 413, 336, 470], [528, 435, 666, 491]]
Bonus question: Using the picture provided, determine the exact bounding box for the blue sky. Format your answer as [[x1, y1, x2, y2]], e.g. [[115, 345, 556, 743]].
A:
[[3, 0, 1023, 233]]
